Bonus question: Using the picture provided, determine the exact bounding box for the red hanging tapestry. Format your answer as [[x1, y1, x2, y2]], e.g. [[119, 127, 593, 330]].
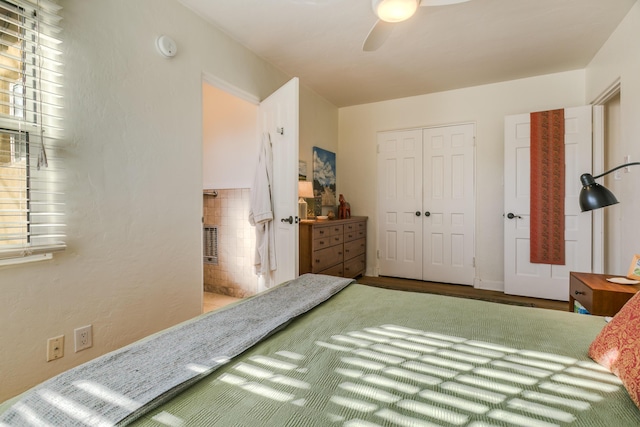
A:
[[530, 109, 565, 265]]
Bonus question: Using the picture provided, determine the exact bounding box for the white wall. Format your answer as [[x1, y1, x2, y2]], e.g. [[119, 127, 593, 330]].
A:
[[338, 70, 586, 290], [202, 83, 258, 190], [586, 1, 640, 275], [0, 0, 338, 402], [299, 85, 339, 182]]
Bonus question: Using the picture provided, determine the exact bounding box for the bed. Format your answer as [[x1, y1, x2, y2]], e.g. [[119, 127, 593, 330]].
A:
[[1, 274, 639, 426]]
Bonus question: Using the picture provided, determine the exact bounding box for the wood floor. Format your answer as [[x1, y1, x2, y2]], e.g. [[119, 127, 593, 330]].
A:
[[356, 276, 569, 311], [203, 275, 570, 313]]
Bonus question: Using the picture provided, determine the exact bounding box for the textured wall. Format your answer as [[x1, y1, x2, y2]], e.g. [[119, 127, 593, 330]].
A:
[[0, 0, 291, 401], [338, 70, 587, 290]]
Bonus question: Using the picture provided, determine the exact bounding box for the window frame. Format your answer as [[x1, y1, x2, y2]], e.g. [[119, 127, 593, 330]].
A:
[[0, 0, 64, 265]]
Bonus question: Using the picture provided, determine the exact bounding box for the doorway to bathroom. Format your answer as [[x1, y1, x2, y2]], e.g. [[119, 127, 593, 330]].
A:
[[202, 80, 259, 300], [201, 75, 300, 308]]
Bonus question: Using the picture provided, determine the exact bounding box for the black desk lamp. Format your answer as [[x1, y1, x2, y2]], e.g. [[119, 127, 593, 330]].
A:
[[579, 162, 640, 211]]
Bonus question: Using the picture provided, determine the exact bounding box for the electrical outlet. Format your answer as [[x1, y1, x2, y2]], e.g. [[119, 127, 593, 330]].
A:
[[47, 335, 64, 362], [74, 325, 93, 352]]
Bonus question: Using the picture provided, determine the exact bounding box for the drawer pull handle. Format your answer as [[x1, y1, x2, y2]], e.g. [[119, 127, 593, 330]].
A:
[[574, 291, 586, 295], [345, 249, 350, 253], [315, 259, 320, 263]]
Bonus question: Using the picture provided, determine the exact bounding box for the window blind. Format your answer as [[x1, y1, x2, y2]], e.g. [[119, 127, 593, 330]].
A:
[[0, 0, 64, 260]]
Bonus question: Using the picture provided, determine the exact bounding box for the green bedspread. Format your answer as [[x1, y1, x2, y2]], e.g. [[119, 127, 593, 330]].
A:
[[129, 284, 640, 427]]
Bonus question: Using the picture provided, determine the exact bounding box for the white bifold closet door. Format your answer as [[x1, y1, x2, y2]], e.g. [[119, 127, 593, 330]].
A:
[[378, 123, 476, 285]]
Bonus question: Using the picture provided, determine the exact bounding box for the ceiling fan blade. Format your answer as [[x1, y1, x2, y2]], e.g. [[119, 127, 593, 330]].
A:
[[420, 0, 470, 6], [362, 19, 395, 51]]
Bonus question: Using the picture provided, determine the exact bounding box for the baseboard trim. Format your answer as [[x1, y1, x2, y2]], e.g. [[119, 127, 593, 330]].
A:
[[474, 278, 504, 292]]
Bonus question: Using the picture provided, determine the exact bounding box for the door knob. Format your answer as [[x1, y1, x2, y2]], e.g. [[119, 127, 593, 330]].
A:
[[506, 213, 522, 219], [415, 211, 421, 217], [424, 211, 431, 217], [281, 216, 293, 224]]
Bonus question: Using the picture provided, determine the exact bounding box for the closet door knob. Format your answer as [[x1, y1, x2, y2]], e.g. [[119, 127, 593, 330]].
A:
[[415, 211, 421, 217], [424, 211, 431, 217]]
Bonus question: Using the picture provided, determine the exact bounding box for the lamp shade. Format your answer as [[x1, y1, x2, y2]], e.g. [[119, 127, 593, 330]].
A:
[[579, 173, 619, 212], [373, 0, 419, 22], [298, 181, 314, 198]]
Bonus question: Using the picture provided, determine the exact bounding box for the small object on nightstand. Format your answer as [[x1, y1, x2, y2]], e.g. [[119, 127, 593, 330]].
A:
[[606, 277, 640, 285]]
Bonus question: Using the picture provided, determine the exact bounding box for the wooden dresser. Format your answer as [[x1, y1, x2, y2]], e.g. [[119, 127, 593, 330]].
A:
[[299, 216, 367, 278]]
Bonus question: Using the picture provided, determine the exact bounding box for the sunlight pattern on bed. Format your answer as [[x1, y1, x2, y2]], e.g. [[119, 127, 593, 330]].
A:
[[215, 323, 623, 427]]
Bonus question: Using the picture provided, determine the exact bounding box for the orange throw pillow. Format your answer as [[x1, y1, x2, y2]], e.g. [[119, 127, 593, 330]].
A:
[[589, 291, 640, 408]]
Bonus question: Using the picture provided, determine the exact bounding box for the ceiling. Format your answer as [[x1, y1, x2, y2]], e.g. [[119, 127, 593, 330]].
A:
[[179, 0, 636, 107]]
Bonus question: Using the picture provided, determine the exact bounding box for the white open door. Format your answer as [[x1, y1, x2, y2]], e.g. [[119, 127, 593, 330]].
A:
[[258, 78, 299, 288], [504, 105, 592, 300]]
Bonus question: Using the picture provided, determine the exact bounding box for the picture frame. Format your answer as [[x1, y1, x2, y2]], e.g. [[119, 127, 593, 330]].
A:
[[312, 146, 336, 207], [298, 160, 307, 181], [627, 254, 640, 280]]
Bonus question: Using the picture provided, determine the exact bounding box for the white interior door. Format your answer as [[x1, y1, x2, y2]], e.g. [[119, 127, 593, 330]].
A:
[[423, 124, 476, 285], [259, 77, 299, 288], [504, 106, 592, 300], [377, 129, 423, 280]]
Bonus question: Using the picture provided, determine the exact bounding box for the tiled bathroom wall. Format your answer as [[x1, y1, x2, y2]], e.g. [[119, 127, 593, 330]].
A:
[[203, 188, 257, 297]]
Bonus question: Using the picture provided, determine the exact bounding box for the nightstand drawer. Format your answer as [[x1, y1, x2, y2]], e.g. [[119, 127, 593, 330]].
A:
[[570, 276, 594, 313]]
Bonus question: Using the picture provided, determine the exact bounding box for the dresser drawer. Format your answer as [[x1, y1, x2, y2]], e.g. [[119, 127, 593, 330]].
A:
[[344, 254, 365, 278], [313, 224, 343, 240], [313, 233, 343, 250], [345, 228, 365, 242], [318, 263, 344, 277], [344, 238, 366, 260], [311, 244, 343, 272], [345, 220, 366, 232]]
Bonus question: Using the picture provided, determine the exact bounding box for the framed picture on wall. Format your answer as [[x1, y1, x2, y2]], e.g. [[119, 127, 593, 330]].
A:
[[312, 147, 336, 207], [298, 160, 307, 181], [627, 254, 640, 280]]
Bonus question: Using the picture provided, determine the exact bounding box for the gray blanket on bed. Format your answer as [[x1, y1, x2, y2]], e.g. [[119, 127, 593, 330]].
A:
[[0, 274, 353, 426]]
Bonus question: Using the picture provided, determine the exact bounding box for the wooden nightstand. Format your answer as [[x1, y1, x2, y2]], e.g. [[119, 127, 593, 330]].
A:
[[569, 271, 640, 316]]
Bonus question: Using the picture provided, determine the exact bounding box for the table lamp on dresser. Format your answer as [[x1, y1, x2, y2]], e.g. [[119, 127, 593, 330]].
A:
[[298, 181, 314, 220]]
